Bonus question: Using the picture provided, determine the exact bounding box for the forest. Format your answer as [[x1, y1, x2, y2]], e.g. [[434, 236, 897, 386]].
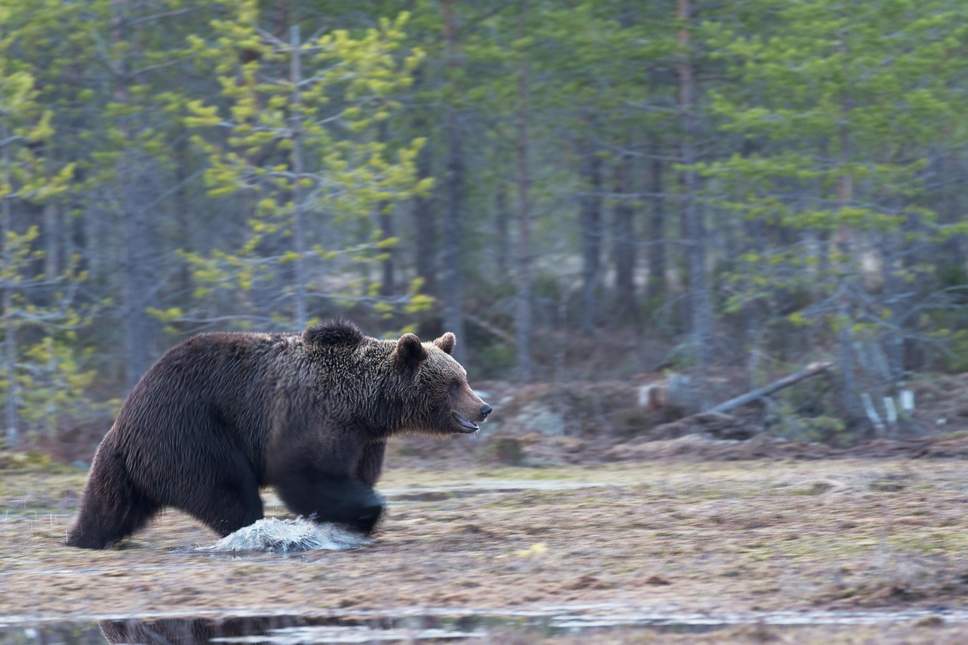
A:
[[3, 0, 968, 449]]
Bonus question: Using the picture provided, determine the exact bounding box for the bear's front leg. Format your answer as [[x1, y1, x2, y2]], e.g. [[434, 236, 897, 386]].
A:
[[274, 470, 385, 535]]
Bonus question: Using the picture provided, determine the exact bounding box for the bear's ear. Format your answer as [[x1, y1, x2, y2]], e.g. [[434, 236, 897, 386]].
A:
[[433, 332, 456, 355], [303, 319, 364, 348], [394, 332, 428, 369]]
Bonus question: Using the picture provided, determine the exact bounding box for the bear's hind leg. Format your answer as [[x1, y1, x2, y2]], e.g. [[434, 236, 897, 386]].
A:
[[179, 461, 264, 537], [189, 484, 264, 537], [67, 445, 159, 549]]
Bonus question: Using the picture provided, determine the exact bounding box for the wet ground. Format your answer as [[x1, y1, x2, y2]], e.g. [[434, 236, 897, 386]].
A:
[[3, 459, 968, 642]]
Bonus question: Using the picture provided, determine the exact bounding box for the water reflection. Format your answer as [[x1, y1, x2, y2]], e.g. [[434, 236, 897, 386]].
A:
[[97, 614, 484, 643], [3, 606, 968, 643], [99, 615, 311, 643]]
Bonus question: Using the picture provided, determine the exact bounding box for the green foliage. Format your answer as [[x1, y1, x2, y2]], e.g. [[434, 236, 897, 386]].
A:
[[776, 409, 849, 445], [939, 328, 968, 373], [0, 5, 102, 439], [182, 2, 430, 325], [18, 335, 113, 434]]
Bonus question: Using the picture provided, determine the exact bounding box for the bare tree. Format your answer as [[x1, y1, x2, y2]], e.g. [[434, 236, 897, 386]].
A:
[[173, 132, 194, 300], [1, 128, 17, 445], [834, 29, 860, 423], [43, 202, 59, 282], [113, 0, 155, 389], [495, 182, 510, 281], [377, 123, 395, 298], [441, 0, 466, 359], [677, 0, 712, 404], [579, 126, 603, 332], [514, 1, 533, 381], [612, 152, 637, 320], [646, 138, 667, 301], [410, 66, 437, 297], [288, 22, 308, 328]]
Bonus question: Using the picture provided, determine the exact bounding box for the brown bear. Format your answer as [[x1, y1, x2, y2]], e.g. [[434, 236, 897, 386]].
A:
[[66, 321, 491, 549]]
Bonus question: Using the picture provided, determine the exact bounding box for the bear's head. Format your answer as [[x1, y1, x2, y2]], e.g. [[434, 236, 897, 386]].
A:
[[390, 331, 493, 435], [303, 321, 493, 435]]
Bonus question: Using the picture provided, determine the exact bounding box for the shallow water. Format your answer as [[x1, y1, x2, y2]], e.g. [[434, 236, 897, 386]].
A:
[[190, 480, 613, 555], [382, 479, 613, 498], [3, 605, 968, 643]]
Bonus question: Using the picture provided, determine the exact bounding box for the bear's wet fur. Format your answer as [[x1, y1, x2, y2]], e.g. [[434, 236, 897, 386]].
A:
[[67, 320, 490, 549]]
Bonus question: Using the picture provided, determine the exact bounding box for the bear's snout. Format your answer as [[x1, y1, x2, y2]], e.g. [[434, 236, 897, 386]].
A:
[[480, 403, 493, 420]]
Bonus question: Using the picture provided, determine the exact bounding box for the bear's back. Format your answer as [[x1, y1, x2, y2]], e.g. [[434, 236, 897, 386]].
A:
[[112, 332, 300, 456]]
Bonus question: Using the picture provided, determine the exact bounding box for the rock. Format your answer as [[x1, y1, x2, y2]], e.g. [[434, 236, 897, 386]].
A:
[[913, 615, 945, 628], [868, 476, 907, 492], [665, 373, 701, 414], [493, 437, 525, 465], [516, 402, 566, 436], [638, 383, 664, 409], [795, 480, 837, 495]]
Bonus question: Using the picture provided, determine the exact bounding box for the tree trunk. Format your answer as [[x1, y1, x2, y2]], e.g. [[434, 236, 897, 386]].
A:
[[612, 152, 637, 320], [3, 286, 16, 447], [880, 230, 905, 382], [410, 66, 437, 297], [174, 131, 193, 300], [84, 201, 105, 285], [835, 216, 860, 420], [375, 123, 395, 298], [646, 142, 666, 300], [378, 203, 395, 298], [937, 152, 966, 277], [121, 159, 153, 389], [677, 0, 711, 405], [113, 0, 154, 389], [835, 32, 861, 424], [44, 202, 59, 282], [441, 0, 466, 360], [1, 129, 18, 446], [289, 23, 308, 328], [495, 181, 510, 281], [743, 217, 766, 388], [514, 1, 533, 382], [579, 132, 603, 332]]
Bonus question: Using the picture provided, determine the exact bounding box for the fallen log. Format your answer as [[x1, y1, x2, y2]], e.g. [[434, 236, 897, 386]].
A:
[[704, 361, 834, 415]]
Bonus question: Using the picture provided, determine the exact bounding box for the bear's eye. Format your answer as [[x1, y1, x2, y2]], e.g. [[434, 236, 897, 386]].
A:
[[448, 380, 461, 395]]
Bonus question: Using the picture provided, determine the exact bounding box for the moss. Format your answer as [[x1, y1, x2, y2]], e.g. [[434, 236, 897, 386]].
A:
[[885, 530, 968, 555], [0, 450, 69, 473]]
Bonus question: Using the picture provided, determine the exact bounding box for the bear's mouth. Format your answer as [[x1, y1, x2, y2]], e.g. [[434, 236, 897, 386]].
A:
[[451, 411, 480, 433]]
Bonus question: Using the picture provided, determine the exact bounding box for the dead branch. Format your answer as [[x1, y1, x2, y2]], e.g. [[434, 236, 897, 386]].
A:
[[704, 361, 834, 415]]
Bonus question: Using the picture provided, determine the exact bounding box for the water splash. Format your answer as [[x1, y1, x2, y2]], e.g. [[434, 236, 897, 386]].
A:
[[193, 518, 369, 554]]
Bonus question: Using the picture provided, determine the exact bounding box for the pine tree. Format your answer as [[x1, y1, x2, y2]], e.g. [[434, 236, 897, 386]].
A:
[[699, 0, 968, 425], [0, 4, 84, 445], [183, 2, 430, 330]]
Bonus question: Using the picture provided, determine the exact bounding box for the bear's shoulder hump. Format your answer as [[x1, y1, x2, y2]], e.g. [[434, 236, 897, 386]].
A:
[[303, 319, 365, 348]]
